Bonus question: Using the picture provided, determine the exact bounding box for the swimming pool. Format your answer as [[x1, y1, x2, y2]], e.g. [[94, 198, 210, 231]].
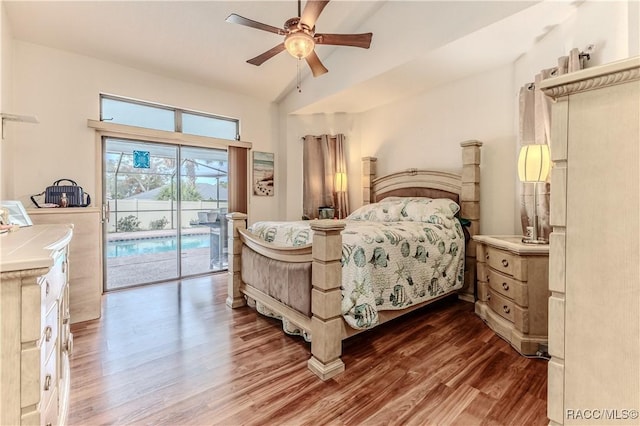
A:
[[107, 234, 209, 258]]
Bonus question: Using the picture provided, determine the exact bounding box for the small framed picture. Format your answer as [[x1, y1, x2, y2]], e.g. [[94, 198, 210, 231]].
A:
[[0, 200, 33, 227], [253, 151, 274, 196]]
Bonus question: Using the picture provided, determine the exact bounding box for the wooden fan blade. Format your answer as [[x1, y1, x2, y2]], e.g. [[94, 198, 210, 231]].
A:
[[300, 0, 330, 29], [226, 13, 284, 35], [305, 50, 328, 77], [316, 33, 372, 49], [247, 43, 287, 66]]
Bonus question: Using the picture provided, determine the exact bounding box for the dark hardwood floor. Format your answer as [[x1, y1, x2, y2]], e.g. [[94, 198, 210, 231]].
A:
[[68, 274, 547, 425]]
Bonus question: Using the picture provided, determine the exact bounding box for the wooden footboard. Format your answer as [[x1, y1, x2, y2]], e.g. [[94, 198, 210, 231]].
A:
[[226, 140, 482, 381], [226, 214, 347, 379]]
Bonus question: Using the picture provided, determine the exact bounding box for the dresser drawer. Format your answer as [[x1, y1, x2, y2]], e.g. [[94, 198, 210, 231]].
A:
[[43, 385, 59, 426], [42, 302, 59, 361], [21, 346, 41, 407], [21, 255, 64, 344], [20, 342, 58, 410], [487, 289, 515, 323], [44, 253, 66, 309], [486, 246, 514, 277], [488, 289, 530, 334], [21, 386, 59, 426], [40, 344, 58, 415], [488, 269, 528, 307]]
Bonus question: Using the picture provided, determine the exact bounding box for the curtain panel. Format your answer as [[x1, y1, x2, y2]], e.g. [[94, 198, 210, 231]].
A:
[[228, 146, 248, 214], [519, 48, 585, 240], [302, 134, 349, 219]]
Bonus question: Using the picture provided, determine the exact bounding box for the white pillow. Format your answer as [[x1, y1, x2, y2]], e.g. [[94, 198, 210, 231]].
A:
[[398, 198, 460, 228], [347, 200, 403, 222]]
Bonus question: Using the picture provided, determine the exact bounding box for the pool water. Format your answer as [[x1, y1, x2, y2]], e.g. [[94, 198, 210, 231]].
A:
[[107, 234, 209, 258]]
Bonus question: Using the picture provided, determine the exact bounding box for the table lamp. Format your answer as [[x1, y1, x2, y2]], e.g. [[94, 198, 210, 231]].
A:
[[335, 172, 347, 193], [518, 144, 550, 244]]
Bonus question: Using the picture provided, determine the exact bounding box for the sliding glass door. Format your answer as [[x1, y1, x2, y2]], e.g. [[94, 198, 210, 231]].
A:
[[179, 146, 228, 275], [104, 138, 228, 291]]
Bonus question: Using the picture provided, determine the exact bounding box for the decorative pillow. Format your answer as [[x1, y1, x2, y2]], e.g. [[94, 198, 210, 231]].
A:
[[398, 198, 461, 228], [346, 200, 403, 222], [379, 196, 431, 203]]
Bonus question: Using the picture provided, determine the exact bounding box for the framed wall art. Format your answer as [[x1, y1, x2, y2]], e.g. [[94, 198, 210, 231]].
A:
[[0, 200, 33, 227], [252, 151, 274, 196]]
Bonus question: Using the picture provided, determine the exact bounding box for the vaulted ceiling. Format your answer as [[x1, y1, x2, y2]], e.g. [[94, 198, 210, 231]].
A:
[[4, 1, 580, 113]]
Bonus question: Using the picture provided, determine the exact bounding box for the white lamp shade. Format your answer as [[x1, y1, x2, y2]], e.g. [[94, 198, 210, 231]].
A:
[[284, 32, 315, 59], [335, 172, 347, 192], [518, 144, 551, 182]]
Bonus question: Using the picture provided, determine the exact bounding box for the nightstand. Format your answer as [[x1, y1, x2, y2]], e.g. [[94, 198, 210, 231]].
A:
[[474, 235, 549, 355]]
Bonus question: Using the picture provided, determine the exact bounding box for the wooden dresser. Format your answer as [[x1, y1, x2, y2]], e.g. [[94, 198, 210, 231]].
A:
[[0, 225, 74, 425], [474, 235, 549, 355], [29, 208, 102, 323], [541, 57, 639, 424]]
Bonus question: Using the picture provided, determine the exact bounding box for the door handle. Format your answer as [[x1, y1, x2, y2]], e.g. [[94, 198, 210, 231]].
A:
[[102, 203, 110, 223]]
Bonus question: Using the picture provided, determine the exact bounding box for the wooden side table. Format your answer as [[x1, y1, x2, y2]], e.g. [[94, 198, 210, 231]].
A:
[[474, 235, 549, 355]]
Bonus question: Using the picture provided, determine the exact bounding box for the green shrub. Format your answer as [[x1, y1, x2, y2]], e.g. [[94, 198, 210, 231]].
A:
[[117, 215, 141, 232], [149, 217, 169, 230]]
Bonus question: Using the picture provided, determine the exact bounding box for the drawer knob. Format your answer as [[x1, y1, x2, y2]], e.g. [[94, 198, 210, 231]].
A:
[[502, 282, 509, 291], [503, 305, 510, 314], [487, 294, 491, 301], [65, 334, 74, 354], [45, 280, 50, 296], [501, 259, 509, 267], [45, 326, 52, 342], [485, 254, 490, 260], [44, 374, 51, 391]]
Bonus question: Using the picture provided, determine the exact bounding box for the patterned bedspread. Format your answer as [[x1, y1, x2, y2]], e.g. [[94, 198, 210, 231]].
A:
[[248, 200, 465, 330]]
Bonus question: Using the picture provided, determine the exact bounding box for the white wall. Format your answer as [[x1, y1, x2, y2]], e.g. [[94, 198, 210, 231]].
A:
[[358, 64, 516, 235], [0, 1, 13, 200], [513, 0, 637, 230], [515, 1, 635, 89], [7, 40, 280, 224]]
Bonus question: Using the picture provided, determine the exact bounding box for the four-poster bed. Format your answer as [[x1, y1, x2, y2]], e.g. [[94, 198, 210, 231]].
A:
[[226, 140, 482, 380]]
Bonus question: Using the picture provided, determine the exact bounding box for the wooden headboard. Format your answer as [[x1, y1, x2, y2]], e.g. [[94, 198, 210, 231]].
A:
[[360, 140, 482, 301]]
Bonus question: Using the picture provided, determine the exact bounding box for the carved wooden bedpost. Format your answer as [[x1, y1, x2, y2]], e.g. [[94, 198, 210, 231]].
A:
[[307, 220, 346, 380], [460, 140, 482, 302], [226, 212, 248, 308], [362, 157, 377, 205]]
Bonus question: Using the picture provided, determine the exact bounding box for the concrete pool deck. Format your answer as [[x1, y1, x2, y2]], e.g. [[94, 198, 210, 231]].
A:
[[106, 228, 227, 290]]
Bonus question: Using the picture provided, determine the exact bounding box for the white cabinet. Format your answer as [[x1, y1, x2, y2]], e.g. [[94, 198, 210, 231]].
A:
[[29, 208, 102, 323], [0, 224, 74, 425]]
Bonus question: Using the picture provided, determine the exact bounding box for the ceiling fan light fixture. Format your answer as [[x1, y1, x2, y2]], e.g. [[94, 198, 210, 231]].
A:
[[284, 31, 315, 59]]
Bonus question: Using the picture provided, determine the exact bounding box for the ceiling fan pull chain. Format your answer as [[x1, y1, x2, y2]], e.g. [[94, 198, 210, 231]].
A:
[[297, 58, 302, 93]]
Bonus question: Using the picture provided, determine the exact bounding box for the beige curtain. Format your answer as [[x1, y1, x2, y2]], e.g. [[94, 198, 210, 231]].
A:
[[519, 48, 585, 240], [302, 134, 349, 219], [228, 146, 248, 214]]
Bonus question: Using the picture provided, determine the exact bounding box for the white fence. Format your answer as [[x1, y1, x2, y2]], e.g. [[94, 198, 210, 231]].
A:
[[107, 199, 228, 233]]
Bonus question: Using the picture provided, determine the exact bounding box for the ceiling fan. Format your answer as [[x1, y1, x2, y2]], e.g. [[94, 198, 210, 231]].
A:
[[226, 0, 373, 77]]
